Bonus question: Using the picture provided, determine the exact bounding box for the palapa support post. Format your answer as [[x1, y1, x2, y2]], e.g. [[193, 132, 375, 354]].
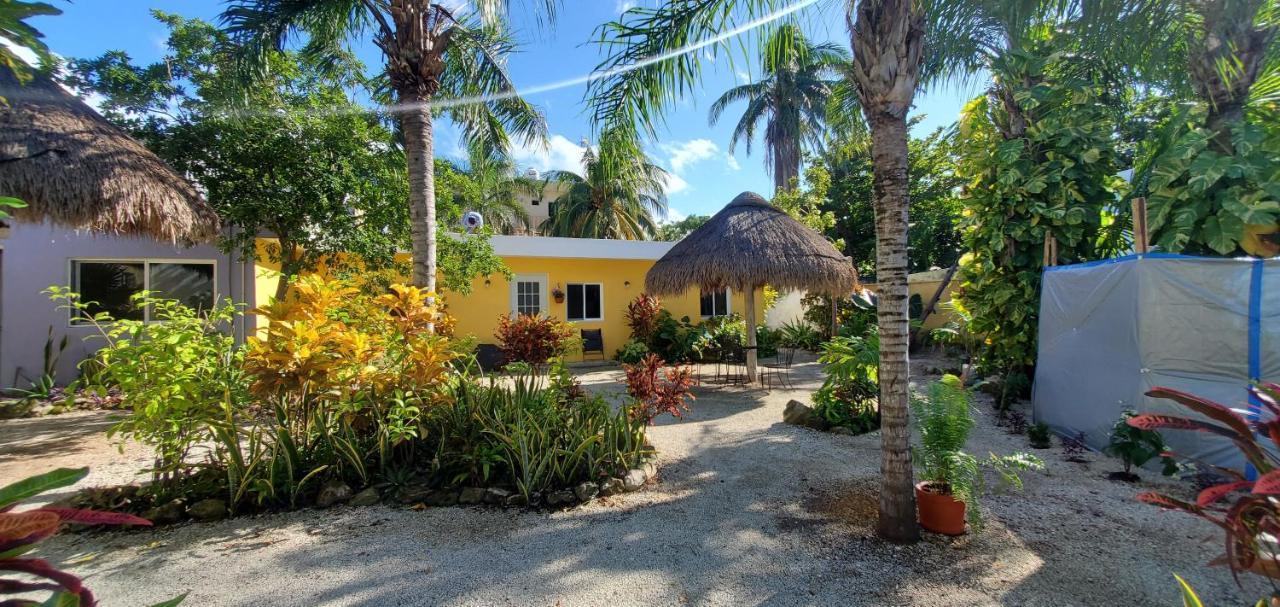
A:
[[1132, 197, 1149, 254], [745, 285, 758, 384]]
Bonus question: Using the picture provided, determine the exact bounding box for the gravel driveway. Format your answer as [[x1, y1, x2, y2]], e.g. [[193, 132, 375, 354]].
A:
[[11, 354, 1271, 606]]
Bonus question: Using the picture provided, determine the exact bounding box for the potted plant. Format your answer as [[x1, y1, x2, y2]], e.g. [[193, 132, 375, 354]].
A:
[[912, 375, 1043, 535], [551, 285, 565, 303]]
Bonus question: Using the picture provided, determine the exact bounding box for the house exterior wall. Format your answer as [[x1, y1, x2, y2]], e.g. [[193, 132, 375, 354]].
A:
[[0, 220, 253, 388], [251, 235, 764, 362]]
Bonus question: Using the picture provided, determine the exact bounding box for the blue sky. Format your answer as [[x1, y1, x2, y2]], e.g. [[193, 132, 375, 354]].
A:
[[30, 0, 979, 221]]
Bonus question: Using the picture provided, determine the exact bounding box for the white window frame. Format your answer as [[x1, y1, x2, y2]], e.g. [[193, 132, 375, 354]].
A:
[[699, 287, 732, 319], [67, 258, 218, 325], [509, 273, 548, 317], [564, 282, 604, 322]]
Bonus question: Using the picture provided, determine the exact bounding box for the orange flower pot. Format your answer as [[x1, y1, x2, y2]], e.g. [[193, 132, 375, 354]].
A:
[[916, 482, 967, 535]]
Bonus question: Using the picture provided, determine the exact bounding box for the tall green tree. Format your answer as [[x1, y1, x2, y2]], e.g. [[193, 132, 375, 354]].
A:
[[67, 13, 409, 300], [220, 0, 553, 292], [466, 156, 535, 235], [541, 132, 669, 239], [588, 0, 927, 542], [657, 214, 711, 241], [708, 22, 847, 191], [1130, 0, 1279, 255], [822, 124, 964, 279]]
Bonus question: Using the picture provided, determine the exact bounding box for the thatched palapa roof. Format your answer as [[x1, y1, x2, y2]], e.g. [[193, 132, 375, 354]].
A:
[[646, 191, 858, 296], [0, 66, 219, 243]]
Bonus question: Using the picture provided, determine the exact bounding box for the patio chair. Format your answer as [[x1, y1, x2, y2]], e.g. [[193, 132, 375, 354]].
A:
[[716, 336, 747, 385], [581, 329, 606, 361], [761, 347, 797, 390]]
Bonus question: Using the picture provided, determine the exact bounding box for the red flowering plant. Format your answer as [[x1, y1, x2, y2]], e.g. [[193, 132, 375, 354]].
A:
[[623, 354, 695, 424], [1128, 383, 1280, 583], [624, 294, 663, 344], [1, 467, 178, 607], [495, 314, 578, 369]]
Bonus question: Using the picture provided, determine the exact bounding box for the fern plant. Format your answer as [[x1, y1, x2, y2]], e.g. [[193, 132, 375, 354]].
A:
[[911, 376, 1043, 530]]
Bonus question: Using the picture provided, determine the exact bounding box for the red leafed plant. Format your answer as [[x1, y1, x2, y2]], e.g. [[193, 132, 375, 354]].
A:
[[1, 467, 173, 607], [624, 294, 663, 344], [1129, 382, 1280, 584], [623, 354, 695, 423], [495, 314, 576, 368]]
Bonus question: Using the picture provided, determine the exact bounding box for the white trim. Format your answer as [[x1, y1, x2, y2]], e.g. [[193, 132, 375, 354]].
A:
[[489, 235, 675, 260], [563, 282, 604, 322], [699, 286, 732, 319], [66, 258, 218, 326], [509, 273, 548, 317]]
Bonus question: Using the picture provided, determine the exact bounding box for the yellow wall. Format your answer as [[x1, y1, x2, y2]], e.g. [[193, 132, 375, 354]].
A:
[[863, 269, 960, 331], [251, 239, 763, 361]]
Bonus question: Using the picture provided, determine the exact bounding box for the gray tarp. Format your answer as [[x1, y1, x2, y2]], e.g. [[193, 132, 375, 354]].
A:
[[1033, 254, 1280, 470]]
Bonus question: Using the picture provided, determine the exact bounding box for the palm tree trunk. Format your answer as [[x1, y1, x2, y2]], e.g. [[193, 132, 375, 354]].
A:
[[745, 286, 758, 383], [869, 111, 919, 544], [401, 94, 438, 292]]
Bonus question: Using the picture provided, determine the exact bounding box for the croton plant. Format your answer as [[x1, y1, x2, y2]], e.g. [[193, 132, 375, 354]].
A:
[[1130, 383, 1280, 583], [0, 467, 182, 606]]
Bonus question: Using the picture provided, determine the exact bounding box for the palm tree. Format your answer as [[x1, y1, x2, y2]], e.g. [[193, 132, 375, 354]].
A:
[[587, 2, 926, 542], [468, 157, 534, 235], [220, 1, 553, 292], [541, 133, 669, 239], [708, 23, 847, 192]]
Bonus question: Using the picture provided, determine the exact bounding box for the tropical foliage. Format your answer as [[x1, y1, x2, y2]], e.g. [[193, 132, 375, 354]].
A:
[[494, 314, 578, 369], [622, 354, 696, 424], [220, 0, 552, 290], [0, 0, 58, 84], [708, 23, 847, 191], [814, 333, 881, 433], [541, 133, 669, 239], [0, 468, 173, 607], [955, 38, 1126, 375], [1130, 384, 1280, 585]]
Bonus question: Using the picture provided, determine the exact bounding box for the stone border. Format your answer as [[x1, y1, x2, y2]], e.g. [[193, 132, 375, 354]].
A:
[[393, 460, 659, 510]]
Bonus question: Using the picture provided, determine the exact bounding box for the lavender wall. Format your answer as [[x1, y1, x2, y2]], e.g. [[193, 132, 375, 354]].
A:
[[0, 220, 253, 389]]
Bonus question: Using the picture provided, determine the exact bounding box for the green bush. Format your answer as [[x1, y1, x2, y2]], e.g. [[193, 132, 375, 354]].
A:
[[48, 286, 246, 497], [615, 338, 650, 364], [1027, 422, 1052, 449], [778, 320, 822, 351], [1104, 410, 1177, 480], [813, 332, 880, 434], [424, 372, 651, 500]]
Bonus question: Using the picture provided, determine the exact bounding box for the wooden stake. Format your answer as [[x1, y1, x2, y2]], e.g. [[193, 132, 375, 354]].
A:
[[1131, 197, 1149, 254]]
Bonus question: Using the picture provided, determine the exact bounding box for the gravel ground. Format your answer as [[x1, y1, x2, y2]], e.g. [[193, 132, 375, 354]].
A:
[[7, 353, 1271, 606]]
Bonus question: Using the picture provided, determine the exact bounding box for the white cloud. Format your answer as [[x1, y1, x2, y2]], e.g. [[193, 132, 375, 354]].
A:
[[735, 70, 752, 84], [725, 154, 741, 171], [664, 172, 689, 195], [661, 207, 688, 224], [510, 134, 588, 175], [660, 139, 720, 174], [0, 37, 37, 67], [615, 0, 637, 12]]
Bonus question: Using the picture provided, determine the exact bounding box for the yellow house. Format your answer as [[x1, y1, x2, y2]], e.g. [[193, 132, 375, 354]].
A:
[[253, 234, 764, 362]]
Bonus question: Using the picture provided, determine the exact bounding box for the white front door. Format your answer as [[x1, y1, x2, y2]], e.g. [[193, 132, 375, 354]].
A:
[[510, 273, 548, 317]]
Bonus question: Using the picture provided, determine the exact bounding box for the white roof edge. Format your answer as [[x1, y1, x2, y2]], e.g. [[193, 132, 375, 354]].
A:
[[487, 234, 675, 260]]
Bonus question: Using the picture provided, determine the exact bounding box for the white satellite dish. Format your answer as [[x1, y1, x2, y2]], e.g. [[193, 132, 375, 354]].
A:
[[461, 211, 484, 233]]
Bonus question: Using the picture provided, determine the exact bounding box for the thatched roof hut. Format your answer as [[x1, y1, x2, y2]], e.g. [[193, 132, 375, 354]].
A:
[[646, 191, 858, 382], [646, 191, 857, 295], [0, 66, 219, 243]]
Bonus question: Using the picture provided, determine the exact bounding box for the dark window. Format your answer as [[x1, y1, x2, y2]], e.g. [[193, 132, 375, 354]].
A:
[[150, 263, 215, 313], [70, 260, 216, 322], [72, 261, 144, 321], [909, 293, 924, 320], [699, 288, 729, 317], [566, 283, 602, 321], [531, 199, 540, 206]]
